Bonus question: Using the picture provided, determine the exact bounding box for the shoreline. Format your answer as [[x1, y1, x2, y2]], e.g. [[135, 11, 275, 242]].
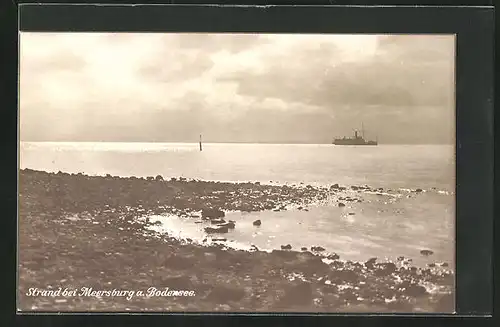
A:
[[18, 169, 455, 312]]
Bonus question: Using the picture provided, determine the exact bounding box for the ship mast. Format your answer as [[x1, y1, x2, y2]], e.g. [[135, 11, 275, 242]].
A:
[[361, 122, 365, 139]]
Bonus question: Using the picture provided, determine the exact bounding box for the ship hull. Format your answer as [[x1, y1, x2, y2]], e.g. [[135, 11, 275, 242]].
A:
[[333, 140, 378, 146], [332, 125, 378, 145]]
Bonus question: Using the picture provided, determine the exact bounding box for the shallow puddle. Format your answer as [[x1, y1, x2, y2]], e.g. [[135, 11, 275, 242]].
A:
[[142, 190, 454, 268]]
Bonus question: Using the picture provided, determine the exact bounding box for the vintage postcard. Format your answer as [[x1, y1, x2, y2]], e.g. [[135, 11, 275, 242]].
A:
[[18, 32, 455, 313]]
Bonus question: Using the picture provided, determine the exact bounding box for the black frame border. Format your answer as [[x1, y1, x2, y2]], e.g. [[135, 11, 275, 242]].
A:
[[7, 2, 494, 324]]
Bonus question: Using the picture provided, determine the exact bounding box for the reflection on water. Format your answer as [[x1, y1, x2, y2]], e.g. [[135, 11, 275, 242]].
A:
[[144, 191, 454, 268], [21, 142, 455, 268], [20, 142, 455, 192]]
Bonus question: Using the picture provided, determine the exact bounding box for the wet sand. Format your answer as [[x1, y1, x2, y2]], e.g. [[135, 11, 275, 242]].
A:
[[18, 169, 454, 312]]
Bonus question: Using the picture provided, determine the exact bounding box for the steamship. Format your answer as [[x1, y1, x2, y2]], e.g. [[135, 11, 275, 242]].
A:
[[332, 124, 378, 146]]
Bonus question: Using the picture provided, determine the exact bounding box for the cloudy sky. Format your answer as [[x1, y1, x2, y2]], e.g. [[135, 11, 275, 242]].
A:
[[19, 33, 455, 144]]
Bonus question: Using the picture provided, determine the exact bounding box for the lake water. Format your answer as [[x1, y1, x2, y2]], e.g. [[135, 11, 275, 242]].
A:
[[20, 142, 455, 267]]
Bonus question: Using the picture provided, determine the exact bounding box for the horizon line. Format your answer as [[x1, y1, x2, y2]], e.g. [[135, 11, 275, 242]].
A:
[[19, 140, 455, 145]]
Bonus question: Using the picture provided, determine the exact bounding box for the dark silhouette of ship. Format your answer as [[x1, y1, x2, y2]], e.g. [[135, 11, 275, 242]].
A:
[[333, 124, 378, 146]]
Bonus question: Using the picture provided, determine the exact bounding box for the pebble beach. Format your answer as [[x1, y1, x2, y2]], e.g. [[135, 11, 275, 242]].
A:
[[18, 169, 455, 312]]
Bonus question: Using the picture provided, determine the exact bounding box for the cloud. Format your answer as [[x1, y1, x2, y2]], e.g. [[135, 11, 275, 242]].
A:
[[224, 34, 454, 109], [172, 33, 266, 53], [19, 33, 455, 144]]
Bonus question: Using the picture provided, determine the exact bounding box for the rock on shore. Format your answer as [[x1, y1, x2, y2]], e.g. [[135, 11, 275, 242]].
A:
[[202, 209, 225, 219]]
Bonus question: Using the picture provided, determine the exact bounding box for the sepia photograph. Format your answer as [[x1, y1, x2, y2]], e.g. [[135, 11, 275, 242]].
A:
[[18, 32, 456, 313]]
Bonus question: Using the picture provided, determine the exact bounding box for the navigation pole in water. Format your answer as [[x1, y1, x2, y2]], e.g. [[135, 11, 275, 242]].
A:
[[199, 134, 203, 152]]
